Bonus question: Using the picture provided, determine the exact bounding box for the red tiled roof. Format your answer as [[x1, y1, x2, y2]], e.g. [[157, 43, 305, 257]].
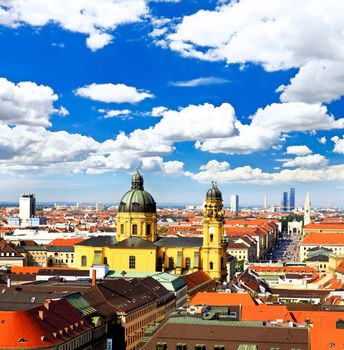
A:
[[48, 238, 85, 246], [182, 271, 212, 290], [241, 305, 293, 322], [189, 292, 256, 307], [304, 222, 344, 230], [0, 299, 91, 348], [301, 233, 344, 245]]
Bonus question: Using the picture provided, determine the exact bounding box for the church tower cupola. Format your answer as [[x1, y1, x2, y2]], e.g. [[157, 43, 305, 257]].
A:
[[116, 170, 157, 242], [202, 181, 227, 283]]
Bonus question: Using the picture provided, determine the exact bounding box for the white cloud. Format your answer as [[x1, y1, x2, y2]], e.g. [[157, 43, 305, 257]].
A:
[[162, 0, 344, 104], [101, 109, 131, 118], [196, 102, 344, 154], [0, 77, 59, 127], [75, 83, 154, 104], [55, 106, 70, 117], [169, 76, 230, 87], [0, 0, 148, 50], [86, 32, 113, 52], [153, 103, 237, 141], [286, 145, 312, 156], [282, 154, 328, 169], [151, 106, 168, 117], [200, 160, 230, 172], [141, 156, 184, 175], [318, 136, 327, 144], [332, 135, 344, 154], [187, 159, 344, 184]]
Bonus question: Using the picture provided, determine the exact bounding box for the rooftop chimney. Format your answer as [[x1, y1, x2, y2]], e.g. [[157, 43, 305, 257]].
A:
[[92, 269, 97, 287]]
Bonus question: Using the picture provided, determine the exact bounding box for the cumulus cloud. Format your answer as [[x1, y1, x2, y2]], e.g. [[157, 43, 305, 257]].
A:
[[0, 0, 148, 50], [162, 0, 344, 104], [75, 83, 153, 104], [151, 106, 168, 117], [277, 60, 344, 104], [141, 156, 184, 175], [318, 136, 327, 145], [196, 102, 344, 154], [187, 159, 344, 184], [332, 136, 344, 154], [282, 154, 328, 169], [286, 145, 312, 156], [169, 76, 230, 87], [0, 77, 59, 127]]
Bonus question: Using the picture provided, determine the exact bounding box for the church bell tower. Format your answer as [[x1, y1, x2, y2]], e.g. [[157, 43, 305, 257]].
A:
[[202, 182, 227, 282]]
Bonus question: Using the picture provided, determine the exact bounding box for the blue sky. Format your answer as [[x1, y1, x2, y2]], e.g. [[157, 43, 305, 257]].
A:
[[1, 0, 344, 207]]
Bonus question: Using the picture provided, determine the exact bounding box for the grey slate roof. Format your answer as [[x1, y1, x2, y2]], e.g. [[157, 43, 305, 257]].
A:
[[46, 246, 74, 252], [114, 236, 157, 249], [76, 235, 116, 247], [155, 236, 203, 248]]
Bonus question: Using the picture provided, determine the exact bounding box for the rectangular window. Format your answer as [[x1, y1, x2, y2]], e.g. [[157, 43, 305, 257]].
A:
[[176, 344, 187, 350], [214, 346, 225, 350], [156, 343, 167, 350], [129, 256, 136, 269], [195, 345, 205, 350]]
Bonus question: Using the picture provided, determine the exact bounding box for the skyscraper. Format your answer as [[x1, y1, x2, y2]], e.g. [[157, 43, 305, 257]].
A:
[[230, 194, 239, 213], [264, 194, 267, 210], [289, 187, 295, 211], [281, 191, 288, 212], [19, 193, 36, 226]]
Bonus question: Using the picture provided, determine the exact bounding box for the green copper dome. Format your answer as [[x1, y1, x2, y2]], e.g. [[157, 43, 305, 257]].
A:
[[118, 170, 156, 213], [206, 181, 222, 200]]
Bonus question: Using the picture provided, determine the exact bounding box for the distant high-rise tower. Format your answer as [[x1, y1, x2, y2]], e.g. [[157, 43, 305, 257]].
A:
[[281, 191, 289, 212], [289, 187, 295, 211], [304, 192, 311, 226], [230, 194, 239, 213], [264, 195, 267, 210], [19, 194, 36, 226]]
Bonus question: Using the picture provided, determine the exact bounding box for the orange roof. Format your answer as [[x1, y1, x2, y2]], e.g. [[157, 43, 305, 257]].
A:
[[301, 233, 344, 245], [11, 266, 77, 274], [249, 265, 317, 274], [304, 222, 344, 230], [48, 238, 85, 246], [241, 305, 293, 322], [0, 299, 91, 348], [189, 292, 256, 307]]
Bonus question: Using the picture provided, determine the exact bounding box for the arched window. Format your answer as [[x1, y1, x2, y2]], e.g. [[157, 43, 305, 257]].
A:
[[146, 223, 151, 236], [168, 257, 174, 269], [210, 234, 214, 242], [210, 261, 213, 270], [120, 224, 124, 235], [132, 224, 138, 235], [129, 256, 136, 269], [81, 255, 87, 267], [185, 257, 191, 269]]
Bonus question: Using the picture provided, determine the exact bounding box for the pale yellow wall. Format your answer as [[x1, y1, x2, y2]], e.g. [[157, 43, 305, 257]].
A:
[[104, 247, 157, 272], [116, 212, 157, 242], [0, 258, 24, 267], [158, 246, 201, 273], [75, 245, 104, 270]]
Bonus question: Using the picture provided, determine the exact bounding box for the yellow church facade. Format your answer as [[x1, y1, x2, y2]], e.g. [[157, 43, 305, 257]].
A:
[[75, 170, 227, 282]]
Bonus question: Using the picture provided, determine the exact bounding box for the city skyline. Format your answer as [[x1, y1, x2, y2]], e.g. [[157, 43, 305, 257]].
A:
[[1, 1, 344, 204]]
